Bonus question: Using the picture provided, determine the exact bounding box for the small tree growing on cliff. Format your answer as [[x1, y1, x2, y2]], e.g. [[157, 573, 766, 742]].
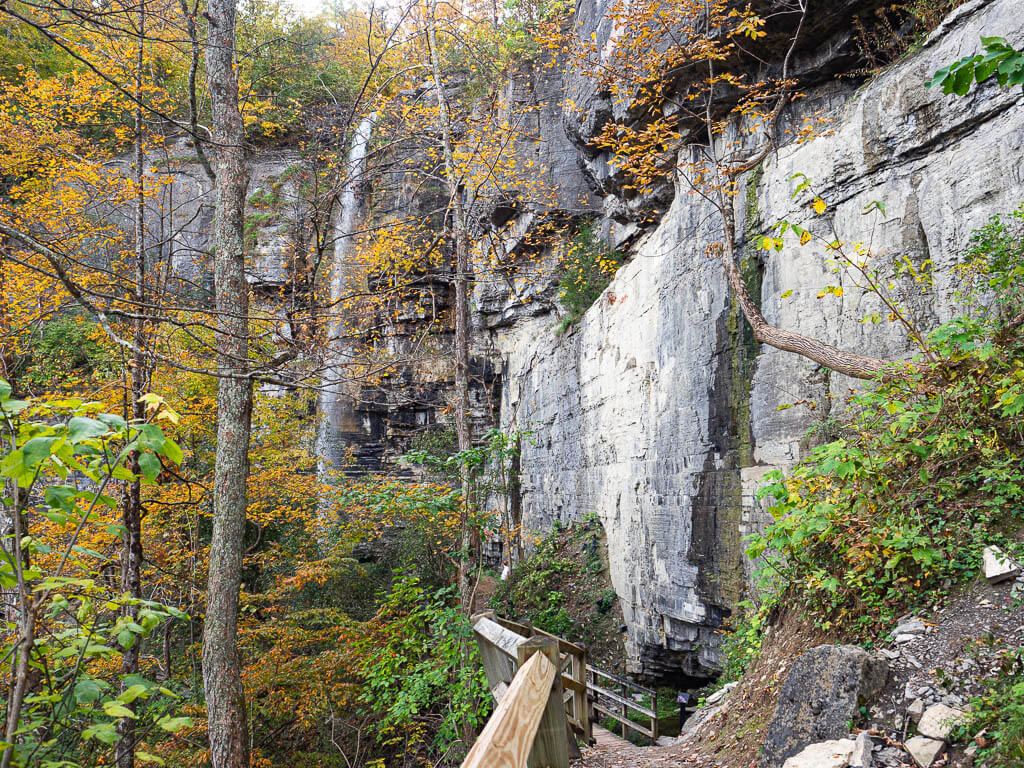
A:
[[563, 0, 933, 380]]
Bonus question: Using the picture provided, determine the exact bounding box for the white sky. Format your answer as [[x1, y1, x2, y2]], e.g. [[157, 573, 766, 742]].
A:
[[285, 0, 331, 17]]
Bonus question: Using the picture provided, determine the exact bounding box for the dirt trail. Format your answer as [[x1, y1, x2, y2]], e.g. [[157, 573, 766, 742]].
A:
[[576, 736, 708, 768]]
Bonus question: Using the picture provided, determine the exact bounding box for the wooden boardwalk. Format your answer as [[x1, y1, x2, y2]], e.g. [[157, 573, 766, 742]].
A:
[[463, 614, 672, 768], [591, 725, 638, 753]]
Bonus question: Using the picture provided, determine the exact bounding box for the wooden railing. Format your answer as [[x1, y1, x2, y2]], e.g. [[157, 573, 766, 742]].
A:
[[464, 614, 578, 768], [489, 616, 590, 744], [463, 612, 660, 765], [586, 664, 659, 742]]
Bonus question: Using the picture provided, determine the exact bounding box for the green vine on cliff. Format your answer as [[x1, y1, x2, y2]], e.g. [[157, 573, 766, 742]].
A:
[[929, 36, 1024, 94], [555, 221, 625, 334]]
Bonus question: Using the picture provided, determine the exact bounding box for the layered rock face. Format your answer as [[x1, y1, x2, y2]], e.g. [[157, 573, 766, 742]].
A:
[[486, 0, 1024, 679], [145, 0, 1024, 682]]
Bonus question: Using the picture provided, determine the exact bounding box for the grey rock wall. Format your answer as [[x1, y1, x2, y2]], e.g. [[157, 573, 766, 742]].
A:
[[116, 140, 305, 290], [133, 0, 1024, 684], [490, 0, 1024, 680]]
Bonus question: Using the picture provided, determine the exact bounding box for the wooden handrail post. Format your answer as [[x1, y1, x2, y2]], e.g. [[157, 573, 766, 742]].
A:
[[651, 691, 658, 743], [460, 650, 556, 768], [574, 647, 591, 745], [517, 636, 571, 768], [472, 613, 517, 694]]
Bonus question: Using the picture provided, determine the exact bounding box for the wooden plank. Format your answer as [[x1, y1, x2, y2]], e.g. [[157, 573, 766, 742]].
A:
[[651, 698, 658, 742], [474, 616, 525, 659], [574, 651, 591, 745], [591, 725, 639, 753], [587, 682, 656, 718], [460, 651, 556, 768], [585, 664, 656, 697], [547, 634, 586, 656], [495, 617, 533, 636], [473, 614, 518, 692], [592, 703, 654, 739], [560, 676, 586, 694], [518, 637, 572, 768], [497, 617, 586, 656], [485, 614, 591, 746]]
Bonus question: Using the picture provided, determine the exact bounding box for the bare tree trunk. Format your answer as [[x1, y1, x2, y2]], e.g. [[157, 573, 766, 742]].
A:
[[115, 9, 148, 764], [202, 0, 252, 766], [509, 440, 523, 564], [1, 488, 34, 768], [177, 0, 215, 182], [425, 3, 473, 602]]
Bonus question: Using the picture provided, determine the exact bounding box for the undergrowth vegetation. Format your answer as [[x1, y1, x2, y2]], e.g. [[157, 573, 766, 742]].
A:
[[352, 575, 490, 760], [491, 515, 625, 669], [851, 1, 971, 75], [555, 222, 625, 333], [956, 646, 1024, 767], [744, 206, 1024, 637]]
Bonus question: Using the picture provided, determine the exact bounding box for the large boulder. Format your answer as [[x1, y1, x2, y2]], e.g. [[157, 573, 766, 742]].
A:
[[781, 739, 856, 768], [759, 645, 888, 768]]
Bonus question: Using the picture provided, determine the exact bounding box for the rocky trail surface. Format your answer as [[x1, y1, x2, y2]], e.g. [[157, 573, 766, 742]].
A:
[[577, 736, 706, 768], [571, 560, 1024, 768]]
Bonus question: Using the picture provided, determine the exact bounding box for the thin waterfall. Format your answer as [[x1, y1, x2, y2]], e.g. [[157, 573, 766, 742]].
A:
[[317, 113, 376, 481]]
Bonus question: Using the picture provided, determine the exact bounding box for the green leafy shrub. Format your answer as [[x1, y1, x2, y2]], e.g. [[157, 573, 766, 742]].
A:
[[490, 516, 625, 668], [556, 221, 625, 333], [354, 574, 491, 761], [493, 536, 575, 635], [956, 648, 1024, 767], [17, 316, 116, 392], [0, 382, 191, 767], [407, 426, 457, 461], [748, 207, 1024, 633], [494, 0, 575, 61], [717, 600, 770, 684]]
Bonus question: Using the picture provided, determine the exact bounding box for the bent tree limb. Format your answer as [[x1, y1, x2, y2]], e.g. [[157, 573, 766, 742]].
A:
[[719, 233, 917, 381], [694, 2, 920, 384]]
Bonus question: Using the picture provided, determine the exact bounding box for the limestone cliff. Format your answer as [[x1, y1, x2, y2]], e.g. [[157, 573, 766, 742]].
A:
[[481, 0, 1024, 681], [149, 0, 1024, 683]]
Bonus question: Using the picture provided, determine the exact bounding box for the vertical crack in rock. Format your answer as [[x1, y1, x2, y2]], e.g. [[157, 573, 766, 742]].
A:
[[688, 179, 764, 675]]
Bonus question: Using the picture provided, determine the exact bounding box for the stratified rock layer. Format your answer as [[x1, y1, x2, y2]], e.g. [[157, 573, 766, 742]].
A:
[[488, 0, 1024, 678]]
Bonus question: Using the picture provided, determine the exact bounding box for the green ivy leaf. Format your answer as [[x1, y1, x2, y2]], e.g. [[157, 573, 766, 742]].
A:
[[101, 701, 136, 719], [67, 417, 109, 444], [73, 678, 105, 705], [116, 629, 136, 650], [44, 485, 77, 512], [82, 722, 120, 744], [22, 436, 59, 468], [156, 715, 193, 732], [116, 684, 149, 704], [138, 452, 161, 481], [161, 438, 183, 466]]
